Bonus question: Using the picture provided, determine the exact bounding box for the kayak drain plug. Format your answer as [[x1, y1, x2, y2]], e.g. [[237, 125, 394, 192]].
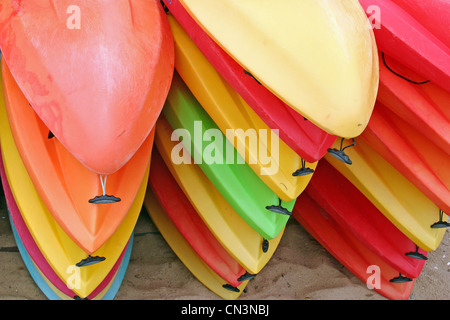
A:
[[262, 239, 269, 253], [327, 138, 356, 165]]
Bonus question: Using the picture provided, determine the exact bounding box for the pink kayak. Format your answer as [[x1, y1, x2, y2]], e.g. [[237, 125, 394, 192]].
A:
[[392, 0, 450, 48], [377, 53, 450, 155], [360, 0, 450, 93]]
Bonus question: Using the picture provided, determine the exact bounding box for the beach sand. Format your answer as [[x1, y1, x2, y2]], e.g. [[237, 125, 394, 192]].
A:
[[0, 196, 448, 301]]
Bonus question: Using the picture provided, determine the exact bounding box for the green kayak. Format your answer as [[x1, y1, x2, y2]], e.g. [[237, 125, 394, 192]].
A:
[[162, 73, 295, 239]]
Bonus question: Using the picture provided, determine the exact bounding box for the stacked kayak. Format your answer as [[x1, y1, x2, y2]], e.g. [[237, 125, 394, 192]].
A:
[[162, 73, 295, 240], [147, 149, 253, 298], [155, 118, 284, 277], [161, 0, 337, 163], [0, 0, 449, 301], [0, 0, 174, 299], [359, 0, 450, 93], [168, 15, 317, 202], [175, 0, 379, 138]]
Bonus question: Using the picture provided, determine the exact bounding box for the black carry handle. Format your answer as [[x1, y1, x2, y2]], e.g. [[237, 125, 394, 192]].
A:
[[293, 159, 315, 177], [76, 255, 106, 267], [431, 209, 450, 228], [327, 138, 356, 165], [405, 245, 428, 260], [89, 175, 121, 204], [238, 272, 257, 282], [88, 194, 121, 204], [266, 198, 292, 216], [222, 284, 240, 293], [389, 273, 413, 283]]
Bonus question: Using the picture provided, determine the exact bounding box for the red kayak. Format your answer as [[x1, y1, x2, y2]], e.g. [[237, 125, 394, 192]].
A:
[[161, 0, 336, 163], [359, 0, 450, 93], [0, 0, 174, 174], [392, 0, 450, 48], [293, 193, 416, 300], [149, 148, 253, 290], [377, 54, 450, 155], [306, 160, 427, 279], [362, 102, 450, 214]]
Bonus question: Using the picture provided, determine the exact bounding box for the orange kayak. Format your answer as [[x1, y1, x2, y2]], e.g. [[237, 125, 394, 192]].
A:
[[362, 102, 450, 214], [0, 0, 174, 174], [1, 58, 154, 254]]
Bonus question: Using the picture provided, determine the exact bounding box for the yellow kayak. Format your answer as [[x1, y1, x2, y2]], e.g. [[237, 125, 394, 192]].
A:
[[144, 190, 247, 300], [0, 81, 149, 298], [325, 138, 446, 252], [155, 118, 283, 275], [168, 15, 316, 202], [179, 0, 379, 138]]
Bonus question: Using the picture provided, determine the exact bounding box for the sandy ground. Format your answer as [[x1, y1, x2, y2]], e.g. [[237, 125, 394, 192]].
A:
[[0, 188, 449, 301]]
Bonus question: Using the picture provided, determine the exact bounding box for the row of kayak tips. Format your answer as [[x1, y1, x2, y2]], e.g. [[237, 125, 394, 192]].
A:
[[0, 0, 448, 300]]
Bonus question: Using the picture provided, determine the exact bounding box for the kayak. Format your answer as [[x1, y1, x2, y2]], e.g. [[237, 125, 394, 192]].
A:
[[144, 190, 248, 300], [361, 102, 450, 214], [324, 138, 447, 252], [179, 0, 379, 138], [1, 58, 154, 254], [9, 209, 132, 300], [0, 85, 149, 298], [1, 149, 132, 300], [0, 0, 174, 174], [34, 241, 132, 300], [161, 0, 336, 163], [377, 54, 450, 155], [391, 0, 450, 48], [293, 193, 416, 300], [162, 74, 295, 240], [155, 118, 284, 275], [168, 15, 316, 202], [359, 0, 450, 93], [10, 218, 132, 300], [306, 160, 427, 279], [149, 148, 254, 290]]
